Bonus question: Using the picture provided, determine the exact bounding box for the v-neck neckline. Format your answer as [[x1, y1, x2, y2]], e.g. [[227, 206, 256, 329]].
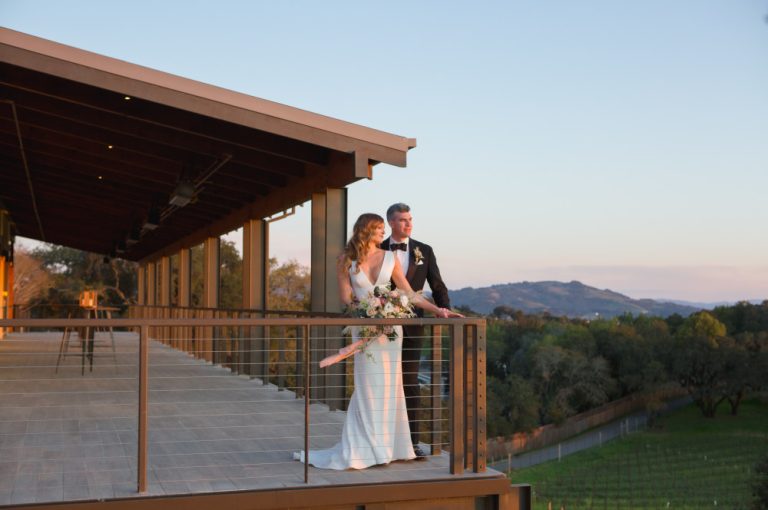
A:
[[360, 251, 387, 286]]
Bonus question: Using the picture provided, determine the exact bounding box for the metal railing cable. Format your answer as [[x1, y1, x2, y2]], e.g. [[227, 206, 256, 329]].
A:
[[0, 315, 485, 505]]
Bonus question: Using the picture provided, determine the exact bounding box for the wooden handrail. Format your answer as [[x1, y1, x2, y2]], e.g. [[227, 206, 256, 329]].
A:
[[0, 317, 483, 328]]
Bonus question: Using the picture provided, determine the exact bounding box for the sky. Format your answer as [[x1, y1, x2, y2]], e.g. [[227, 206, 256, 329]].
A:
[[3, 1, 768, 303]]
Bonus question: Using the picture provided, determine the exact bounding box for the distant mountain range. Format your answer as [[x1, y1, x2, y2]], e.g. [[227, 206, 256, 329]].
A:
[[448, 281, 701, 318], [658, 298, 763, 309]]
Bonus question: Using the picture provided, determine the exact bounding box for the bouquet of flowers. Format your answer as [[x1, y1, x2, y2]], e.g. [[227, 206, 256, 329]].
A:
[[320, 284, 416, 368]]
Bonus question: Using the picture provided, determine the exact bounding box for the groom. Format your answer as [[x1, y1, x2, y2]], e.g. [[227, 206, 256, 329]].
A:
[[381, 202, 451, 459]]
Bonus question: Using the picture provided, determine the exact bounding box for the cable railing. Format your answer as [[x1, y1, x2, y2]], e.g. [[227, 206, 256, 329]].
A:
[[129, 305, 328, 396], [0, 313, 486, 505]]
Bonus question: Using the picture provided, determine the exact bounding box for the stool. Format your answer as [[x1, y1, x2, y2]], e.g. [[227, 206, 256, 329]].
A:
[[55, 307, 118, 375]]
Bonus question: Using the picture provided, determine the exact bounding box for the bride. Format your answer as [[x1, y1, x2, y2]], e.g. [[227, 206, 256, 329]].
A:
[[297, 213, 461, 470]]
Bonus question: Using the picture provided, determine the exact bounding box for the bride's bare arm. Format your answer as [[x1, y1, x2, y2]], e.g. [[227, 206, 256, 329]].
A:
[[337, 258, 354, 307], [391, 257, 463, 318]]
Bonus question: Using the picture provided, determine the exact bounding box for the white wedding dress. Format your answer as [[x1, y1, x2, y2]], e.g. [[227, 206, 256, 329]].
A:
[[299, 251, 415, 469]]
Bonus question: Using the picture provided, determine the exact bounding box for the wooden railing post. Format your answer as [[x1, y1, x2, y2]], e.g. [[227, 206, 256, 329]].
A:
[[303, 325, 310, 484], [137, 324, 148, 493], [195, 309, 203, 359], [204, 309, 214, 363], [473, 323, 487, 472], [431, 325, 442, 456], [263, 322, 272, 385], [277, 325, 287, 389], [213, 310, 222, 365], [464, 324, 474, 471], [295, 325, 304, 399], [450, 323, 465, 474], [231, 311, 240, 374], [181, 308, 188, 354], [164, 305, 170, 346]]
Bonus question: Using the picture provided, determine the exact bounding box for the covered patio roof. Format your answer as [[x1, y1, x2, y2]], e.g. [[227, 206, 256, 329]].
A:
[[0, 28, 416, 261]]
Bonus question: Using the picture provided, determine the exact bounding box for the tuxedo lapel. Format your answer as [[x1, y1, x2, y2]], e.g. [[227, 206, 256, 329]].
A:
[[405, 243, 418, 282]]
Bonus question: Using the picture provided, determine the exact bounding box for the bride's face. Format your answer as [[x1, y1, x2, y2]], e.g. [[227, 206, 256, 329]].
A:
[[370, 222, 385, 245]]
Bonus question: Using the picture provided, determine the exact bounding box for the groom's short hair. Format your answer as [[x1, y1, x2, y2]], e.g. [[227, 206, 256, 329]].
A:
[[386, 203, 410, 221]]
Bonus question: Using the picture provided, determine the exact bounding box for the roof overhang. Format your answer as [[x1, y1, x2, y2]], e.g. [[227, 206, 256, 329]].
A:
[[0, 28, 416, 261]]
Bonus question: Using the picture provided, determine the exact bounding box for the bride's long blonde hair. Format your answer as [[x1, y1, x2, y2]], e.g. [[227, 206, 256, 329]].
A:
[[340, 213, 384, 274]]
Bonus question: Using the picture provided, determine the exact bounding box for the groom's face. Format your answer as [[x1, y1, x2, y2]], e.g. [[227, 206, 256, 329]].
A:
[[388, 211, 412, 240]]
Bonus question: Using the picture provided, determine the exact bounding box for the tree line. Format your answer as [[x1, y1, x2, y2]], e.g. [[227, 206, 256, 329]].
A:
[[484, 303, 768, 437], [13, 242, 310, 315]]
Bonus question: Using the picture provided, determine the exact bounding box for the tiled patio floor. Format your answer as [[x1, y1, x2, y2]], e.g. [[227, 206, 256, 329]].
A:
[[0, 331, 495, 506]]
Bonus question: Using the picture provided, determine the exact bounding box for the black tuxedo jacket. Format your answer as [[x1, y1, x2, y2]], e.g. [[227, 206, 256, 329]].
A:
[[381, 237, 450, 316]]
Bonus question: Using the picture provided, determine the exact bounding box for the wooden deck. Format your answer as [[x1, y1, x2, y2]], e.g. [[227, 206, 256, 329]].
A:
[[0, 331, 506, 507]]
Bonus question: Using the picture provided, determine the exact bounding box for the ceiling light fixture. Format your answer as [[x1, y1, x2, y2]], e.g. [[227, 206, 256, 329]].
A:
[[169, 180, 195, 207], [142, 205, 160, 230], [126, 226, 141, 246]]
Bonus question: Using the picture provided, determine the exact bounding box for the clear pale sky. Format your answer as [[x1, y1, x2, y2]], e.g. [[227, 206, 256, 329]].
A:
[[4, 1, 767, 302]]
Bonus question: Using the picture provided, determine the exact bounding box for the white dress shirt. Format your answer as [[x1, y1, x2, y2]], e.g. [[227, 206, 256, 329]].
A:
[[392, 238, 409, 275]]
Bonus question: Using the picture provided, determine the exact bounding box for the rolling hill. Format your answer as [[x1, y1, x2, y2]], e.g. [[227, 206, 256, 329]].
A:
[[448, 281, 700, 318]]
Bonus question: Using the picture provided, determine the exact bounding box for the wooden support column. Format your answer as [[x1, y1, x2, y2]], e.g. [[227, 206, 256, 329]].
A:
[[178, 248, 191, 307], [6, 256, 13, 322], [5, 258, 13, 335], [159, 256, 171, 345], [137, 265, 146, 306], [178, 248, 191, 354], [145, 262, 156, 306], [0, 255, 5, 340], [159, 256, 171, 307], [144, 262, 156, 340], [0, 210, 8, 339], [203, 237, 220, 308], [202, 237, 219, 362], [311, 188, 347, 409], [242, 219, 268, 378]]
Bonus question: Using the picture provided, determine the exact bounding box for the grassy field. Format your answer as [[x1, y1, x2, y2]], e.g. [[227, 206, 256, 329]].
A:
[[508, 399, 768, 510]]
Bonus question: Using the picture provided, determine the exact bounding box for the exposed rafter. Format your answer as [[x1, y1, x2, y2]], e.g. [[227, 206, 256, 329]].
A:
[[1, 99, 44, 241]]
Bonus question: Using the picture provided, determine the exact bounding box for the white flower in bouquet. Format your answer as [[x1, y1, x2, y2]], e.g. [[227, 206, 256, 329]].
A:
[[337, 283, 417, 361]]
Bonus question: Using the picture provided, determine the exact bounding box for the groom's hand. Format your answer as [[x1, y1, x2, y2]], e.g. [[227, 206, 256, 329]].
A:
[[436, 307, 463, 318]]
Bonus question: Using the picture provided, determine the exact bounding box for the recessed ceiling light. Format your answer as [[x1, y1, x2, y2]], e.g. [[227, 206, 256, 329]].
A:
[[107, 145, 114, 149], [124, 96, 131, 101], [98, 176, 103, 180]]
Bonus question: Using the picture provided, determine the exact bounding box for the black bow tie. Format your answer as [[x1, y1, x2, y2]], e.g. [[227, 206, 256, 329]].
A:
[[390, 243, 407, 251]]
